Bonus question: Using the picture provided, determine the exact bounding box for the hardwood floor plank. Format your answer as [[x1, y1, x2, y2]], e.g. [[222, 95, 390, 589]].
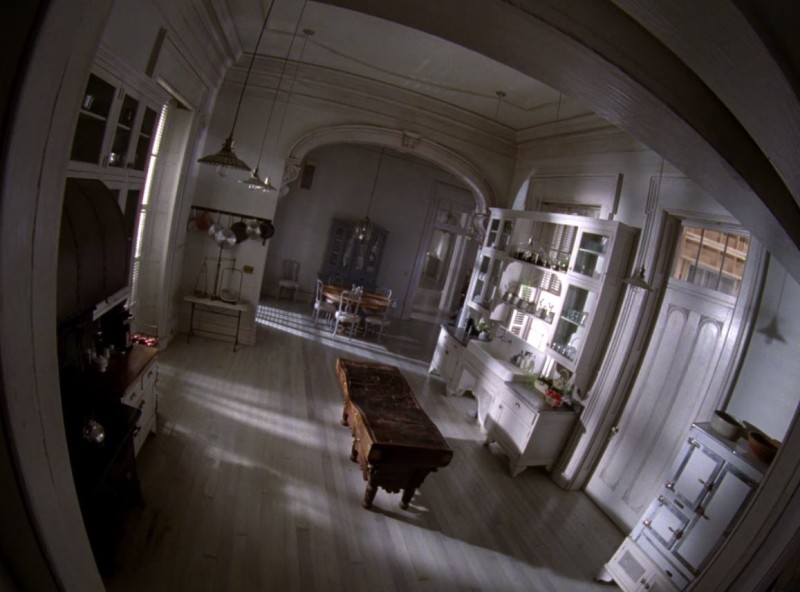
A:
[[104, 299, 624, 591]]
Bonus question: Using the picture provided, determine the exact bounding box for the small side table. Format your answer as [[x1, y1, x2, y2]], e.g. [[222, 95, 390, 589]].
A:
[[184, 295, 249, 352]]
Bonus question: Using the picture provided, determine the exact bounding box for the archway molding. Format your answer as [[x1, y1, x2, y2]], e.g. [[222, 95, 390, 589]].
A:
[[280, 124, 496, 213]]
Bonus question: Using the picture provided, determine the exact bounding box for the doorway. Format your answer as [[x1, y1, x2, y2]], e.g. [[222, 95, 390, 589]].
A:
[[407, 182, 476, 321], [585, 220, 752, 531]]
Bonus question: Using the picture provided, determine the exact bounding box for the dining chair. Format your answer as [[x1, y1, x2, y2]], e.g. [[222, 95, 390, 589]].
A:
[[312, 278, 337, 326], [277, 259, 300, 301], [333, 290, 362, 338], [375, 286, 392, 299], [364, 298, 394, 342]]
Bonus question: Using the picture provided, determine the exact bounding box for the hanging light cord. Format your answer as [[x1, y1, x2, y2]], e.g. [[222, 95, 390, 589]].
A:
[[226, 1, 275, 140], [253, 0, 309, 171], [365, 148, 385, 217], [273, 26, 312, 151]]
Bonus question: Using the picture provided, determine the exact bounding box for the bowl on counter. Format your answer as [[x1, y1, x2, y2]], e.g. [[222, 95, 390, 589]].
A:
[[748, 431, 779, 464], [709, 409, 744, 440]]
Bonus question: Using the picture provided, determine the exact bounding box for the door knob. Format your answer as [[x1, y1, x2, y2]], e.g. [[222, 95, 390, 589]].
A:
[[610, 425, 620, 436]]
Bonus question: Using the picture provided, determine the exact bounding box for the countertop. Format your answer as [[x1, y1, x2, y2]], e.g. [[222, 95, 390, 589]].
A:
[[62, 343, 158, 398], [507, 381, 579, 414], [441, 323, 471, 347]]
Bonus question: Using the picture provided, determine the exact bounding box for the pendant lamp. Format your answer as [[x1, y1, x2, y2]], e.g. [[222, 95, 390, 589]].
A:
[[241, 0, 309, 192], [354, 148, 385, 242], [198, 2, 275, 175], [756, 268, 788, 344]]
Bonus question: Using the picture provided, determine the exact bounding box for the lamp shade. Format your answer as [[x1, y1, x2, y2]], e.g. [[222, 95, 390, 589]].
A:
[[198, 136, 252, 172], [490, 302, 513, 322]]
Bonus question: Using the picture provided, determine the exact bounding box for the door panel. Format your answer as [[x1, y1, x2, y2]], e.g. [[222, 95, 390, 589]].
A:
[[586, 280, 734, 530]]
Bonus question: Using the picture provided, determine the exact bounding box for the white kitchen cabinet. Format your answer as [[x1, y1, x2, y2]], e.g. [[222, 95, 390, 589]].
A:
[[606, 537, 679, 592], [121, 356, 158, 456], [429, 326, 478, 397], [605, 423, 766, 590], [483, 382, 578, 476]]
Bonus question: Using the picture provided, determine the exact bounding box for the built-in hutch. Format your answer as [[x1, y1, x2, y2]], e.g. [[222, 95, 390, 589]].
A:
[[459, 209, 636, 394], [432, 209, 636, 476]]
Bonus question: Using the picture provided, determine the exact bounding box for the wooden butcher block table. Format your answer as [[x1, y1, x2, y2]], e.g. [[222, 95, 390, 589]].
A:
[[336, 358, 453, 509]]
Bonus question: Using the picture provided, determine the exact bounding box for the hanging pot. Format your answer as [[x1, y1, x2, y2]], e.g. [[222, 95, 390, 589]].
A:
[[194, 210, 213, 231], [259, 220, 275, 245], [231, 220, 248, 243], [246, 220, 261, 240]]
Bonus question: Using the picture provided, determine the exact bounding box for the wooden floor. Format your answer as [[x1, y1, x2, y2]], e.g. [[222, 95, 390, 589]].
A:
[[106, 299, 623, 592]]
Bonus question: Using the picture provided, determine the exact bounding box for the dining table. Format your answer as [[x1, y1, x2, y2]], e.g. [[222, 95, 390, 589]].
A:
[[322, 285, 390, 314]]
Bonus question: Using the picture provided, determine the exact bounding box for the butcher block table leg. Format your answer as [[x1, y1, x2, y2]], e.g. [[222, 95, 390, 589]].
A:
[[400, 487, 416, 509], [363, 469, 379, 509]]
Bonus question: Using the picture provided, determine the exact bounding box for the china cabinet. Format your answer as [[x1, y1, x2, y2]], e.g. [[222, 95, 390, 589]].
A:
[[66, 49, 168, 272], [604, 423, 767, 590], [68, 67, 163, 179], [319, 218, 388, 290], [459, 209, 636, 393]]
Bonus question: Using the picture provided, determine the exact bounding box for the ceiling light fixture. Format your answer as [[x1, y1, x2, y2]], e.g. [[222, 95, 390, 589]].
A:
[[198, 1, 275, 176], [241, 0, 309, 192], [623, 158, 664, 292], [354, 147, 385, 242]]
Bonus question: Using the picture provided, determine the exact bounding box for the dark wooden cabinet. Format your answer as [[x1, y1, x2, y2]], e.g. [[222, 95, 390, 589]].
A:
[[319, 218, 388, 290]]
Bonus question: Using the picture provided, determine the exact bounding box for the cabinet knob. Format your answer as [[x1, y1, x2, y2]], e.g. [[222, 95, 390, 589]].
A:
[[689, 437, 700, 448], [668, 526, 683, 539], [610, 425, 620, 436], [642, 519, 652, 527], [665, 481, 675, 490], [514, 402, 520, 408]]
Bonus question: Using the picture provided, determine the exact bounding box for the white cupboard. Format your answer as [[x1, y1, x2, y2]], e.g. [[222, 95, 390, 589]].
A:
[[604, 423, 766, 590], [121, 355, 158, 456], [483, 382, 578, 476]]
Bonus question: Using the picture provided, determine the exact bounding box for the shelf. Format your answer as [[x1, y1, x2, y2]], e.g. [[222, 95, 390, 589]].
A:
[[578, 247, 605, 256], [79, 110, 108, 122], [559, 315, 585, 327]]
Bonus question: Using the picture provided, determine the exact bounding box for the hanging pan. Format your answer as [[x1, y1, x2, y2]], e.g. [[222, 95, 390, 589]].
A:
[[231, 219, 248, 243], [259, 220, 275, 245]]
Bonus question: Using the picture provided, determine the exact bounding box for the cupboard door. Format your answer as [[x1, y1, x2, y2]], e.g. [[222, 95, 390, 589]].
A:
[[668, 437, 723, 509], [641, 496, 690, 550], [70, 73, 116, 166], [674, 466, 755, 573]]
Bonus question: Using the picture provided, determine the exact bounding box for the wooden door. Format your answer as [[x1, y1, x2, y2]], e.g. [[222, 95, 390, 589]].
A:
[[585, 279, 736, 531]]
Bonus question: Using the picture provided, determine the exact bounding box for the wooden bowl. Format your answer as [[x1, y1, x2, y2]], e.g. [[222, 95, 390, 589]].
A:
[[748, 431, 778, 464], [709, 410, 744, 440]]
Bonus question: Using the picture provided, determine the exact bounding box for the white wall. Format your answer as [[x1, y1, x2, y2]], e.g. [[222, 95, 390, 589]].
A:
[[262, 143, 472, 311], [727, 258, 800, 441]]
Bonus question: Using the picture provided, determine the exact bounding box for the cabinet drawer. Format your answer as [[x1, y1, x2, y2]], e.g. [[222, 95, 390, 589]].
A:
[[499, 390, 537, 426]]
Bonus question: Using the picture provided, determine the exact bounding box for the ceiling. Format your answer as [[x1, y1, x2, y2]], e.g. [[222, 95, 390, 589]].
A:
[[225, 0, 593, 131]]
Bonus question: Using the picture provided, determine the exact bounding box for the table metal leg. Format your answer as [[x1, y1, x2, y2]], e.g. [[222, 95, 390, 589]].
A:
[[233, 310, 241, 352], [187, 303, 196, 343]]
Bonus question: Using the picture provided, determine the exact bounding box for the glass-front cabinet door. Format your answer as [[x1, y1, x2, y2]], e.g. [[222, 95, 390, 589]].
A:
[[572, 230, 612, 280], [550, 283, 597, 364], [469, 253, 504, 312], [485, 216, 514, 252], [70, 73, 116, 166]]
